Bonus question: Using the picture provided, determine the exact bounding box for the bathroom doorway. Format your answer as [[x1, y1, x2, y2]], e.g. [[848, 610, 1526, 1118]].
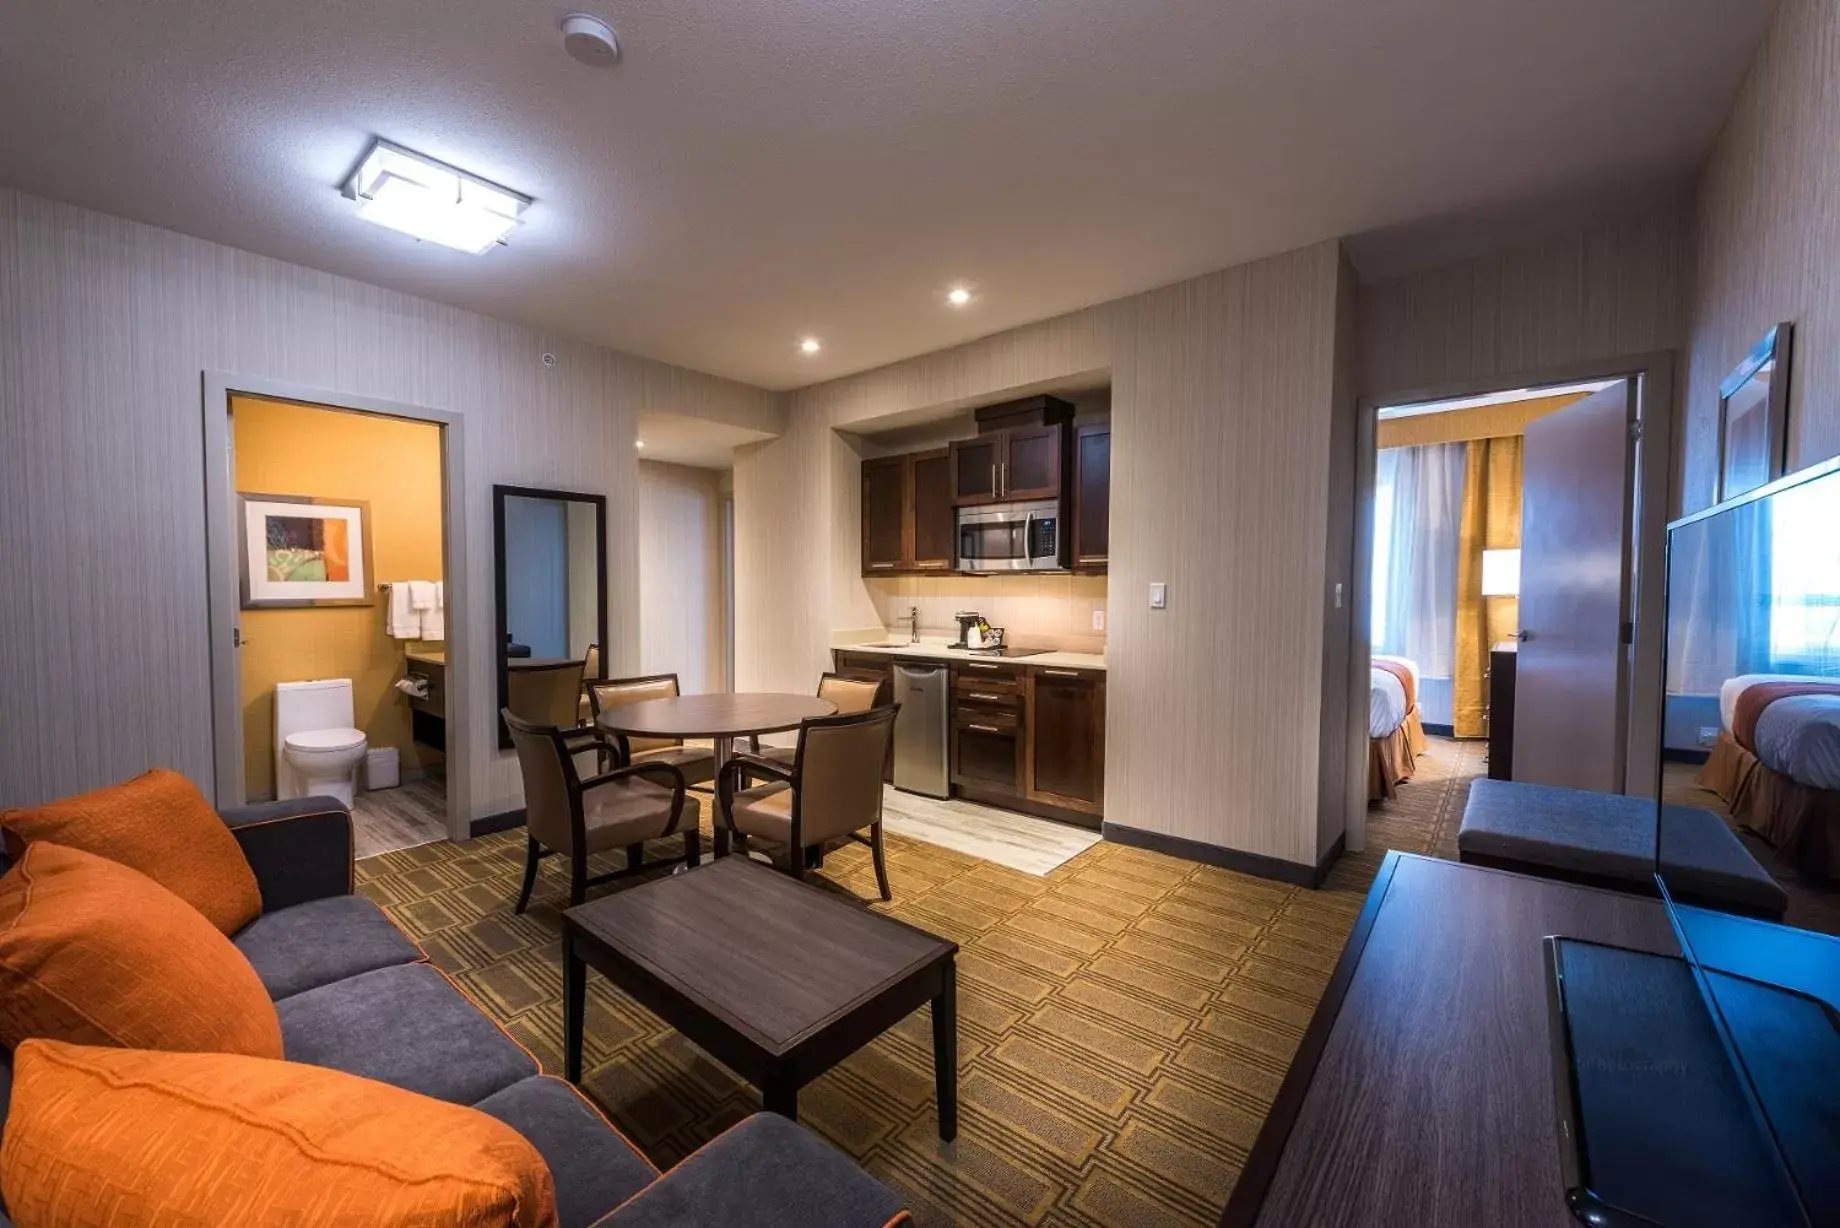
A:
[[202, 376, 470, 849]]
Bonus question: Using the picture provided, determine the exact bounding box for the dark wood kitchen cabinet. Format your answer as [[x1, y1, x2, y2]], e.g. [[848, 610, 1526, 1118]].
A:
[[948, 435, 1005, 506], [1026, 667, 1104, 815], [861, 457, 908, 574], [1073, 423, 1110, 571], [860, 448, 954, 575], [951, 661, 1026, 800], [949, 426, 1067, 506]]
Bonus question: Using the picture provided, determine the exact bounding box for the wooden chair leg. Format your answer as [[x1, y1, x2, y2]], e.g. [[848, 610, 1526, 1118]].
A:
[[786, 844, 805, 881], [569, 857, 589, 908], [682, 828, 701, 869], [871, 823, 891, 902], [514, 837, 541, 914], [626, 844, 644, 873]]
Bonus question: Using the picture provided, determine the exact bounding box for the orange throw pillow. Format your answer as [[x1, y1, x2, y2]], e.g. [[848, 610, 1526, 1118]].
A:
[[0, 844, 282, 1059], [1, 769, 261, 936], [1, 1040, 559, 1228]]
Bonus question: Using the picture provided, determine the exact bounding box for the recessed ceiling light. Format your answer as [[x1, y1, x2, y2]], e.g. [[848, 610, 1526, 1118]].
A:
[[799, 337, 822, 355], [342, 139, 530, 255], [946, 286, 973, 307]]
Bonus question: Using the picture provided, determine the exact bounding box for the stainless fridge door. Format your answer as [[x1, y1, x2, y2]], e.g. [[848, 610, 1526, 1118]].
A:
[[892, 662, 950, 798]]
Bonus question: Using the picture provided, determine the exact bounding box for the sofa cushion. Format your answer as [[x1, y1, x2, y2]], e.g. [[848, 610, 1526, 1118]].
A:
[[1, 769, 261, 936], [278, 963, 536, 1105], [234, 895, 423, 1000], [0, 1039, 558, 1228], [1458, 777, 1787, 917], [598, 1113, 908, 1227], [475, 1076, 657, 1228], [0, 844, 283, 1059]]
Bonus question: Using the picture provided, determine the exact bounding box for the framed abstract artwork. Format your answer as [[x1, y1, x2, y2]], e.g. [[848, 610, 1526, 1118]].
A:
[[238, 494, 374, 608], [1716, 322, 1793, 503]]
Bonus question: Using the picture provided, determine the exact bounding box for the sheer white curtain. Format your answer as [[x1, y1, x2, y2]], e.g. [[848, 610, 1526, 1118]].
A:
[[1372, 443, 1465, 726]]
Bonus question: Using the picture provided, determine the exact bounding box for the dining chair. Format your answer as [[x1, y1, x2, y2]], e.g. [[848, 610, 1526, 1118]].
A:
[[576, 644, 602, 724], [586, 673, 716, 787], [506, 659, 587, 729], [748, 672, 885, 766], [717, 706, 899, 901], [502, 708, 699, 913]]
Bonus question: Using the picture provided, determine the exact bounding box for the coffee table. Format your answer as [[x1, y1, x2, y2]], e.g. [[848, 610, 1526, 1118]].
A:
[[561, 855, 959, 1139]]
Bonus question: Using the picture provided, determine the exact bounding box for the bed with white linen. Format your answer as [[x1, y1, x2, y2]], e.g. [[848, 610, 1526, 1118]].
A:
[[1699, 672, 1840, 877], [1368, 655, 1428, 802]]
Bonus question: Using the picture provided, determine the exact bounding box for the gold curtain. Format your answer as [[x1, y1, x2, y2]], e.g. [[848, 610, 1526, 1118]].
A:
[[1452, 436, 1523, 738]]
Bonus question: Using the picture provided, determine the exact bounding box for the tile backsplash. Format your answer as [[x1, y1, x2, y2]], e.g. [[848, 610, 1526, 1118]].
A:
[[862, 574, 1108, 653]]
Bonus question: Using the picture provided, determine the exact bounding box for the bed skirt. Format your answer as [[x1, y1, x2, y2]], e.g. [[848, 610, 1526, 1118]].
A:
[[1368, 719, 1418, 802], [1698, 731, 1840, 879]]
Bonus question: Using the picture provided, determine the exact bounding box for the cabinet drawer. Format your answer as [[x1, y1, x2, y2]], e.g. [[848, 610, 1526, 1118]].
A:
[[954, 704, 1019, 733], [953, 673, 1022, 704]]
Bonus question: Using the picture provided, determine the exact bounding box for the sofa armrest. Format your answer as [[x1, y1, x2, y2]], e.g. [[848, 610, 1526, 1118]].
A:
[[594, 1114, 908, 1228], [219, 798, 353, 913]]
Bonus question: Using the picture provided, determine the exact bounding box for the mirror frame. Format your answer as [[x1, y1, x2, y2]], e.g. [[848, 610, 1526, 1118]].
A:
[[492, 483, 608, 749]]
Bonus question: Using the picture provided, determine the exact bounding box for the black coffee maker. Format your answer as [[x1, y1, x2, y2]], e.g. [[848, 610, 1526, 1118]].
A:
[[953, 611, 1001, 650]]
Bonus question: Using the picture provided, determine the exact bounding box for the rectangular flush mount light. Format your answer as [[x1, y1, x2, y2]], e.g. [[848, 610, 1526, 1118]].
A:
[[342, 139, 530, 254]]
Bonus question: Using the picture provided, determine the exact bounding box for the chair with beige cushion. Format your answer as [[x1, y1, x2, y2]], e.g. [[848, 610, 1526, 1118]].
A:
[[748, 673, 884, 767], [586, 673, 716, 788], [502, 708, 699, 913], [576, 644, 601, 725], [505, 659, 586, 730], [717, 707, 898, 901]]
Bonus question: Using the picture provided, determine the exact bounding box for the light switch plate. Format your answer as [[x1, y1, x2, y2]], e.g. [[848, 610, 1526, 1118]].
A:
[[1092, 609, 1106, 632], [1149, 582, 1168, 610]]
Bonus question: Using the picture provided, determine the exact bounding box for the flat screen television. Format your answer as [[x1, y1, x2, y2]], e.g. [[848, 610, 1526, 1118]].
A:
[[1547, 457, 1840, 1228]]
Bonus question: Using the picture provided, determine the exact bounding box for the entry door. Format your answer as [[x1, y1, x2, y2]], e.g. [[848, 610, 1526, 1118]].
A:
[[1513, 380, 1636, 792]]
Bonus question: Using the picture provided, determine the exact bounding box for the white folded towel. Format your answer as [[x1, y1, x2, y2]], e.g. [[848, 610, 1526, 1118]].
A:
[[414, 580, 445, 642], [385, 583, 421, 639]]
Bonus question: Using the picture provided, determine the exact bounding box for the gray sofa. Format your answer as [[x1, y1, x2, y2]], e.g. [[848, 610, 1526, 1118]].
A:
[[0, 797, 908, 1227]]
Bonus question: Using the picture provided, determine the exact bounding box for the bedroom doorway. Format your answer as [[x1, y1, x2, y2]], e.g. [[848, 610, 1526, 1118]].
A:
[[1361, 369, 1666, 808]]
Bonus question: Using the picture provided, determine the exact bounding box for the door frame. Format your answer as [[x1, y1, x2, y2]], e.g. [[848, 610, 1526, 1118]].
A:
[[200, 373, 473, 841], [1352, 350, 1675, 804]]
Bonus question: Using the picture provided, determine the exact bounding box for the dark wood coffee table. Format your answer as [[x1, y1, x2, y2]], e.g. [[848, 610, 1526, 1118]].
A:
[[561, 855, 959, 1139]]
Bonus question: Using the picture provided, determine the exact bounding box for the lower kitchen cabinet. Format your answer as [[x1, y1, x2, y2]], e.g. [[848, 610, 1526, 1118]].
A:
[[1026, 668, 1104, 814], [952, 706, 1025, 797]]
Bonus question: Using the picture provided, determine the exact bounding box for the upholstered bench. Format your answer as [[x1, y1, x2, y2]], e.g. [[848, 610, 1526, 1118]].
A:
[[1457, 778, 1788, 921]]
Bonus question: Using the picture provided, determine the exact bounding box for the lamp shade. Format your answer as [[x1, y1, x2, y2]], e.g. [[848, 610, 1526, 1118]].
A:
[[1481, 548, 1522, 597]]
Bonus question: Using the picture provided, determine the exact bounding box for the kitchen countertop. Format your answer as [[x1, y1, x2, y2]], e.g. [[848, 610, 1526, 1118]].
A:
[[830, 639, 1106, 672]]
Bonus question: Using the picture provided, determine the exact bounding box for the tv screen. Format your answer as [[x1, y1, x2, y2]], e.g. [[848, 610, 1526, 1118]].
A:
[[1657, 457, 1840, 1226]]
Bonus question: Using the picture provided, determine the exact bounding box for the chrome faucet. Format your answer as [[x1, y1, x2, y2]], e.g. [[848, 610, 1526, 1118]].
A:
[[907, 605, 920, 644]]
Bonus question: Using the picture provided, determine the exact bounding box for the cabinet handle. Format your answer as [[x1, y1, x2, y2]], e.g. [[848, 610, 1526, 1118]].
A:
[[1001, 462, 1008, 494], [1040, 669, 1082, 677], [963, 662, 1002, 671], [870, 562, 897, 569], [989, 463, 996, 494], [968, 724, 1001, 734], [969, 692, 1004, 701]]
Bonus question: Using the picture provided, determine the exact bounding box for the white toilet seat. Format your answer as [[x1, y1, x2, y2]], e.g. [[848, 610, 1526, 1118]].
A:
[[285, 728, 367, 755]]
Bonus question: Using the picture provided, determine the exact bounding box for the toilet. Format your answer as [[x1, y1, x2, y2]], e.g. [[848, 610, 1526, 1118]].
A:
[[274, 679, 368, 808]]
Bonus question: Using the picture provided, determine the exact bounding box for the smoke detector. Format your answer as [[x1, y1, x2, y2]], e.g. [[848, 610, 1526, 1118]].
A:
[[561, 14, 619, 67]]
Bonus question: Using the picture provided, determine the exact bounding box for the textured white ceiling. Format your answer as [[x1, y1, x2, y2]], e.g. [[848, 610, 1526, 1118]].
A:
[[636, 411, 772, 470], [0, 1, 1774, 389]]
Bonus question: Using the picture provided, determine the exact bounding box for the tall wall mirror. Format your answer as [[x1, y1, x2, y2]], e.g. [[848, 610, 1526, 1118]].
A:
[[492, 484, 607, 748]]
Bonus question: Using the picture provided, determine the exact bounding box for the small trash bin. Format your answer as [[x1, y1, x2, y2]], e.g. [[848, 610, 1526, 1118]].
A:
[[364, 747, 400, 791]]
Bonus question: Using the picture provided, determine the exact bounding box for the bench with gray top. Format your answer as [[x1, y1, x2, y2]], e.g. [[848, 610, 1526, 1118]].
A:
[[1457, 778, 1788, 921]]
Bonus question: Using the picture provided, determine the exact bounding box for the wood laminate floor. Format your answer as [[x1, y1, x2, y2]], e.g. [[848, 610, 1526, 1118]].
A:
[[351, 775, 447, 859], [881, 787, 1101, 875]]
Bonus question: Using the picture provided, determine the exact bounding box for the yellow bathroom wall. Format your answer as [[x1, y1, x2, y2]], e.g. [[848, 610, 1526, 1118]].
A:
[[233, 396, 443, 799]]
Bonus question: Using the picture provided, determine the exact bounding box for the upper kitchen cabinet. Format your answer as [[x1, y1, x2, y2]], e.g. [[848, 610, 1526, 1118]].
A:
[[910, 448, 954, 570], [1073, 423, 1110, 571], [861, 447, 954, 575], [1003, 425, 1063, 500], [861, 456, 908, 573], [949, 434, 1004, 505]]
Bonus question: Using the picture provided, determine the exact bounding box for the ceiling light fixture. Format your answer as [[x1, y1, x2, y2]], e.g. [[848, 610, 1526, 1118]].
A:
[[946, 286, 973, 307], [342, 139, 530, 255], [799, 337, 822, 355], [561, 13, 620, 67]]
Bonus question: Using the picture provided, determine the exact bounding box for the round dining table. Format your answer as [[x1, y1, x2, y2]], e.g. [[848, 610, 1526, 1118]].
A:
[[595, 693, 837, 845]]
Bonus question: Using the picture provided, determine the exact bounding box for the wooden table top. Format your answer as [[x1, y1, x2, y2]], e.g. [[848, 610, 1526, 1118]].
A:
[[562, 857, 954, 1056], [594, 692, 836, 739], [1230, 853, 1680, 1228]]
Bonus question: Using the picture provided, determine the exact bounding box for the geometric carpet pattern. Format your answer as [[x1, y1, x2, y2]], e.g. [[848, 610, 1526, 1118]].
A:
[[356, 738, 1480, 1226]]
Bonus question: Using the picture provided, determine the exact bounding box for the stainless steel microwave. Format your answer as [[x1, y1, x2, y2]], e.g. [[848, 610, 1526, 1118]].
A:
[[956, 500, 1064, 572]]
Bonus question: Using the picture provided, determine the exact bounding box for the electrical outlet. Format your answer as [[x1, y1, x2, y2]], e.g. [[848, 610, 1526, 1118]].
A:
[[1698, 726, 1720, 748], [1092, 609, 1106, 632], [1149, 582, 1168, 610]]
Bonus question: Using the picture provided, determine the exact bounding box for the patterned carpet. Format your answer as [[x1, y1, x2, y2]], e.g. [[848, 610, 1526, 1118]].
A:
[[356, 740, 1481, 1226]]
